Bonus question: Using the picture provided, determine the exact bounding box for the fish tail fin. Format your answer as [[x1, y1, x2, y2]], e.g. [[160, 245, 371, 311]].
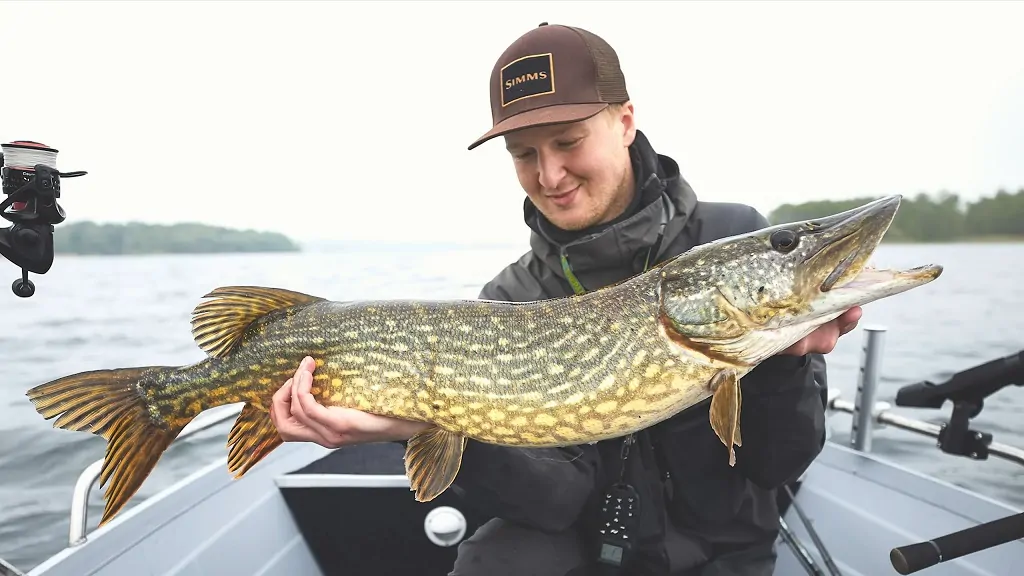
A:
[[26, 366, 187, 526], [227, 403, 283, 478]]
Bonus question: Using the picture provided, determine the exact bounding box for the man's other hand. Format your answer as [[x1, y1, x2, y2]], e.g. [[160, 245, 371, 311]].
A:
[[780, 306, 862, 356]]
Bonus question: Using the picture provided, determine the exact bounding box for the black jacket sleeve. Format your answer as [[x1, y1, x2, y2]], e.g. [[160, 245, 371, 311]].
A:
[[732, 353, 827, 489], [728, 206, 828, 489], [443, 278, 603, 533]]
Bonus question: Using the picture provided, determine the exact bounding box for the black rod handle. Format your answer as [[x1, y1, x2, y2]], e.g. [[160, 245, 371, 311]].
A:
[[890, 512, 1024, 574]]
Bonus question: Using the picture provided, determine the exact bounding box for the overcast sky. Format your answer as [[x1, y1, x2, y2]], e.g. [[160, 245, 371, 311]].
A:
[[2, 1, 1022, 246]]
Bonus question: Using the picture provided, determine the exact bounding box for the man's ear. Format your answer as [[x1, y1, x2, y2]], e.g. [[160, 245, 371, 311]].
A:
[[617, 101, 637, 147]]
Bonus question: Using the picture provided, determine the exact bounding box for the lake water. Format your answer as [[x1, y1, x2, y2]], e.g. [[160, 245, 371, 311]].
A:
[[1, 243, 1022, 571]]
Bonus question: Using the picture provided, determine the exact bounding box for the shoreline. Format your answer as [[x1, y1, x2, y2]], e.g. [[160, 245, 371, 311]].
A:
[[882, 235, 1024, 244], [52, 238, 1024, 256]]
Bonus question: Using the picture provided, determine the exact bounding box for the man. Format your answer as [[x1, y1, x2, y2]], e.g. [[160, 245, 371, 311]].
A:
[[270, 23, 860, 576]]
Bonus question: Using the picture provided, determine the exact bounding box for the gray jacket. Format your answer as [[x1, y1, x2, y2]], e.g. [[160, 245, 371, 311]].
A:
[[451, 130, 828, 574]]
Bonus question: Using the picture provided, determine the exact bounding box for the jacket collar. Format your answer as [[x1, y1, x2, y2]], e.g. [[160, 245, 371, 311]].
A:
[[522, 130, 698, 287]]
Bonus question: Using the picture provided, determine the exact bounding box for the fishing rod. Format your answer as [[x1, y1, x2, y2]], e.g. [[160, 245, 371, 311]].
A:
[[784, 485, 842, 575], [778, 517, 826, 576], [777, 484, 842, 576], [0, 140, 84, 574], [890, 511, 1024, 574], [0, 140, 86, 297]]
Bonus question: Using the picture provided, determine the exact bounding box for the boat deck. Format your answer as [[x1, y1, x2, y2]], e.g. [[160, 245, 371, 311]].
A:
[[24, 437, 1023, 576]]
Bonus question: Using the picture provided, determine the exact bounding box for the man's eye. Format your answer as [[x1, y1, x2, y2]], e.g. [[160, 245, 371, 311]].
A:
[[558, 138, 581, 148]]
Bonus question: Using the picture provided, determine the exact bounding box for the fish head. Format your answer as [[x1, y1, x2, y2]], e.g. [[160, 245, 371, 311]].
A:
[[656, 195, 942, 365]]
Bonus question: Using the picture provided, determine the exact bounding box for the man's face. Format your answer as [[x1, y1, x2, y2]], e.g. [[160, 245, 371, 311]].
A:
[[503, 103, 637, 231]]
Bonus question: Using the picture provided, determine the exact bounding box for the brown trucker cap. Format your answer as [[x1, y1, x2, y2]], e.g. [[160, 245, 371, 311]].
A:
[[467, 23, 630, 150]]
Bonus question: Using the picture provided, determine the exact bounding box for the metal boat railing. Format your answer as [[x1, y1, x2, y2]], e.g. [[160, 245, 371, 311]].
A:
[[0, 557, 23, 576], [829, 395, 1024, 466], [51, 326, 1023, 551], [828, 326, 1024, 468]]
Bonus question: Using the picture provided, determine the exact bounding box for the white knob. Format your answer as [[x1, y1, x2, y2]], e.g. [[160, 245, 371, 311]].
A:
[[424, 506, 467, 547]]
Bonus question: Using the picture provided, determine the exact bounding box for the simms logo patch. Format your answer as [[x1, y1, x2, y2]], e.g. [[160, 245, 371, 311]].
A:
[[500, 53, 554, 107]]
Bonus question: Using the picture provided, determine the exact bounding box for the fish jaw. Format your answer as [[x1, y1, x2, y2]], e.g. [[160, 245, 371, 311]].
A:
[[802, 263, 943, 324], [654, 195, 943, 367]]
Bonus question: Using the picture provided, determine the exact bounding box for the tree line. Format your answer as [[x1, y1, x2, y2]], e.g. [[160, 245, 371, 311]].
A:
[[768, 188, 1024, 242], [52, 221, 300, 255], [39, 188, 1024, 254]]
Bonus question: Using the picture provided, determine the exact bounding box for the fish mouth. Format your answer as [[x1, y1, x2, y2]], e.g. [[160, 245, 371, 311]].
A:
[[798, 195, 901, 293], [820, 249, 859, 292], [827, 263, 943, 293], [796, 194, 942, 301]]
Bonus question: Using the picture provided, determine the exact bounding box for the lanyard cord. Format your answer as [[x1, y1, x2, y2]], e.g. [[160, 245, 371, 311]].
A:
[[559, 193, 671, 296]]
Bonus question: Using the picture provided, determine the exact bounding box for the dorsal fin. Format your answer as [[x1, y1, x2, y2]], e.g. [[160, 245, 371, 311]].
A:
[[190, 286, 325, 358]]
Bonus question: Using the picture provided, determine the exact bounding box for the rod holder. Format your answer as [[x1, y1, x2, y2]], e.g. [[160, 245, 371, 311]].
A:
[[851, 325, 887, 452]]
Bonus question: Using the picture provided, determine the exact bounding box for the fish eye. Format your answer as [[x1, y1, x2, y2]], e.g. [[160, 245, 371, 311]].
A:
[[770, 229, 799, 253]]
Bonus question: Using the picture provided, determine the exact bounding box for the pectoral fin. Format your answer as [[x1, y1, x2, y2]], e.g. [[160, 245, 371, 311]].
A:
[[404, 426, 467, 502], [709, 369, 743, 467]]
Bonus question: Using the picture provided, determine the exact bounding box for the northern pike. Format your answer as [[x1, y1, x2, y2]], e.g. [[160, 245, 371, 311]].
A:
[[27, 194, 941, 526]]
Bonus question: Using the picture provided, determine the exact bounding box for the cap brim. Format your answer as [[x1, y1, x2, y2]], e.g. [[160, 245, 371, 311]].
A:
[[467, 103, 609, 150]]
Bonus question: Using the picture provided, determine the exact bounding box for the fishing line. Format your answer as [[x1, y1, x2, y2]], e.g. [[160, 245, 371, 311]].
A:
[[2, 141, 61, 212], [1, 142, 59, 170]]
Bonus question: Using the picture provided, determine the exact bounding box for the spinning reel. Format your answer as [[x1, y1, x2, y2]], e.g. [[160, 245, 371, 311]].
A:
[[0, 141, 86, 297]]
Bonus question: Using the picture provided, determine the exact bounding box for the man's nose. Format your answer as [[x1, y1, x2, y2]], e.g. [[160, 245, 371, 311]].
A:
[[537, 153, 567, 190]]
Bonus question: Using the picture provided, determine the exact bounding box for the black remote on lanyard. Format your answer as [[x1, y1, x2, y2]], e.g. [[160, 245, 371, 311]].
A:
[[596, 434, 641, 570]]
